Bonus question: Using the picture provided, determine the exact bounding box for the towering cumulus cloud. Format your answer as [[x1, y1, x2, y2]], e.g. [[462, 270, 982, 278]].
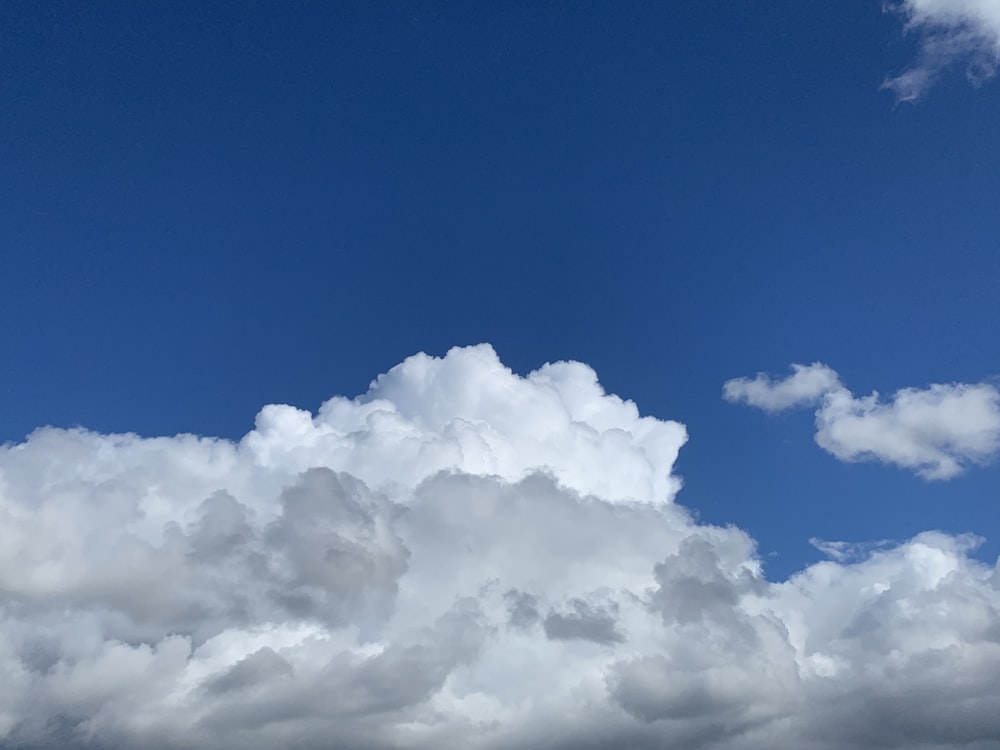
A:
[[1, 345, 999, 749]]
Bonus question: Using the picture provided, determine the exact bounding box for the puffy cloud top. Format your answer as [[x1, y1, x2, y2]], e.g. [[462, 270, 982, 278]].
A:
[[1, 345, 999, 749], [247, 343, 687, 504]]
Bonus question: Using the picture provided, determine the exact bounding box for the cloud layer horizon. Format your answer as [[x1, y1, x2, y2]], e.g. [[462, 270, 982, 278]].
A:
[[2, 344, 998, 749]]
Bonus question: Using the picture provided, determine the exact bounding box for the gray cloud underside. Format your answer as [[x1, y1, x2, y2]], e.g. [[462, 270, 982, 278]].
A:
[[2, 345, 999, 749]]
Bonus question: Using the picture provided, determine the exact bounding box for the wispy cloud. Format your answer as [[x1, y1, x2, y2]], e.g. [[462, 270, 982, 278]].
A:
[[884, 0, 1000, 101], [809, 536, 896, 563], [2, 346, 1000, 748], [726, 363, 1000, 479]]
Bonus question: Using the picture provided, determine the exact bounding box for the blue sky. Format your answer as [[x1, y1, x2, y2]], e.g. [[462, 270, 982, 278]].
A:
[[3, 1, 996, 577], [1, 5, 1000, 746]]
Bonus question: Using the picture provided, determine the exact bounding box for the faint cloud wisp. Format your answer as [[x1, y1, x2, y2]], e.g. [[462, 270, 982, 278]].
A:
[[883, 0, 1000, 101]]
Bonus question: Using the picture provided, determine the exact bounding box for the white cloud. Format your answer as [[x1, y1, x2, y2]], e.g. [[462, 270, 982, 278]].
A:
[[722, 363, 842, 413], [1, 344, 999, 748], [247, 343, 687, 505], [724, 363, 1000, 479], [816, 381, 1000, 479], [884, 0, 1000, 101]]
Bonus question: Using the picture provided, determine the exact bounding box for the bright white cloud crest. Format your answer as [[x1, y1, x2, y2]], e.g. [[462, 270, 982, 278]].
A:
[[725, 363, 1000, 479], [2, 345, 1000, 749], [885, 0, 1000, 100]]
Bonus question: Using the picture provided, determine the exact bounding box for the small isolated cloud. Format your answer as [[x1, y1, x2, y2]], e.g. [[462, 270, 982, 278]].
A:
[[722, 363, 842, 413], [884, 0, 1000, 101], [725, 363, 1000, 478], [816, 381, 1000, 479], [2, 345, 1000, 748]]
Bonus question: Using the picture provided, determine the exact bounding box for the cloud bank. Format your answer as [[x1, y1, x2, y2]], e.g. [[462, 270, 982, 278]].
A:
[[2, 344, 999, 749], [884, 0, 1000, 101], [725, 362, 1000, 479]]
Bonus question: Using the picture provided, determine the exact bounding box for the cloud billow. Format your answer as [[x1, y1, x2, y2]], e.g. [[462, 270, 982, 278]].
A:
[[1, 345, 999, 749]]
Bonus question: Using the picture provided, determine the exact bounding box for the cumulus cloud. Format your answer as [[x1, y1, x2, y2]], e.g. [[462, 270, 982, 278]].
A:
[[1, 344, 1000, 749], [722, 363, 842, 413], [884, 0, 1000, 101], [816, 381, 1000, 479], [725, 363, 1000, 479]]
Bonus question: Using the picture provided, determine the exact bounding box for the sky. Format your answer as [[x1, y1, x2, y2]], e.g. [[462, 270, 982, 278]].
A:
[[1, 1, 999, 748]]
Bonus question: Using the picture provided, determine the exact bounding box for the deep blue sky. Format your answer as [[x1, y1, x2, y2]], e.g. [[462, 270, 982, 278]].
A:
[[2, 1, 998, 578]]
